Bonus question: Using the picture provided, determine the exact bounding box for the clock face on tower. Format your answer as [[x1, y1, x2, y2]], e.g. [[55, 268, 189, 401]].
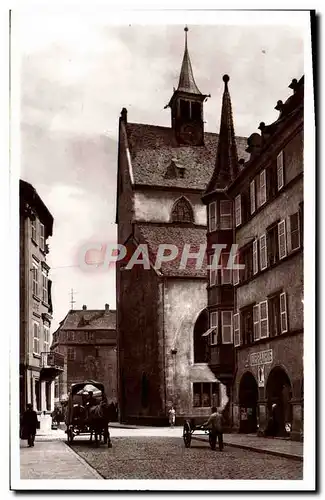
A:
[[179, 123, 202, 145]]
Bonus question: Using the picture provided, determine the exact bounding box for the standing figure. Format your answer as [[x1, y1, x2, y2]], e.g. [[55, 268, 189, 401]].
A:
[[169, 405, 176, 427], [21, 404, 38, 447], [202, 406, 224, 451]]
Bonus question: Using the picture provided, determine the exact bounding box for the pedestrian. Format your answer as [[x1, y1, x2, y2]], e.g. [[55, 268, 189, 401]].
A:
[[21, 403, 38, 447], [202, 406, 224, 451], [168, 405, 176, 427]]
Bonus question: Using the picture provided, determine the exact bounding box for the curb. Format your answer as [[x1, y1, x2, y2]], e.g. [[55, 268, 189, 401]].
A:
[[191, 436, 302, 461], [65, 443, 103, 479]]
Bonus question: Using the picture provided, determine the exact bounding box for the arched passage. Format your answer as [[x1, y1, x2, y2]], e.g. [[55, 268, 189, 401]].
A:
[[266, 366, 292, 436], [193, 309, 209, 364], [239, 372, 258, 433]]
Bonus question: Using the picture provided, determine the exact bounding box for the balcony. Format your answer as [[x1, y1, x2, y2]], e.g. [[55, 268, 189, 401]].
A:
[[40, 351, 64, 380], [209, 344, 234, 381]]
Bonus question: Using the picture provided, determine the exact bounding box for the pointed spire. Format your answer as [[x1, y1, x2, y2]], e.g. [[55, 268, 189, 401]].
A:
[[205, 75, 239, 192], [177, 26, 202, 95]]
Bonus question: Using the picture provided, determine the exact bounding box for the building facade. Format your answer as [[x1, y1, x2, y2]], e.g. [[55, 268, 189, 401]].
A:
[[116, 29, 248, 424], [203, 76, 304, 439], [20, 180, 64, 431], [51, 304, 117, 409]]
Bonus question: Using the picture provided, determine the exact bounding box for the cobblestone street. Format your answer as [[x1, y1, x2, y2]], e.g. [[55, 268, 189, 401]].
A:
[[70, 436, 303, 480]]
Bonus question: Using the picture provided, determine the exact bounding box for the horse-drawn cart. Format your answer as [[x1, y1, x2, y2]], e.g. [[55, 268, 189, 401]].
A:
[[183, 419, 218, 450], [65, 380, 113, 447]]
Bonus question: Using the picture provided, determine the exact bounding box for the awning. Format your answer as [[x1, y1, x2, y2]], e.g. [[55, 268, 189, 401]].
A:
[[201, 327, 216, 337]]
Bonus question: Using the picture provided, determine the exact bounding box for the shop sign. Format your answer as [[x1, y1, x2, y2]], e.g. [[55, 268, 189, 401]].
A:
[[250, 349, 273, 366]]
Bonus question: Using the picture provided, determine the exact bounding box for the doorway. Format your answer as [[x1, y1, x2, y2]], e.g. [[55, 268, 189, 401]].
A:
[[239, 372, 258, 433], [266, 366, 292, 436]]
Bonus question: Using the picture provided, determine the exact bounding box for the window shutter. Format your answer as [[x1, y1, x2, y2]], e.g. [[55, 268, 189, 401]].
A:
[[253, 304, 260, 340], [233, 249, 240, 285], [259, 234, 267, 270], [40, 223, 45, 251], [221, 311, 233, 344], [233, 313, 241, 347], [286, 215, 292, 253], [259, 170, 267, 206], [250, 179, 256, 214], [277, 151, 284, 190], [253, 239, 258, 274], [209, 254, 217, 286], [260, 301, 269, 338], [235, 195, 242, 227], [209, 202, 217, 232], [280, 292, 288, 333], [278, 220, 287, 259], [210, 312, 218, 345]]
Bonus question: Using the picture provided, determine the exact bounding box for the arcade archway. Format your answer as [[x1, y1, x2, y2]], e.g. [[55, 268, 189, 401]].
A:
[[266, 366, 292, 436], [239, 372, 258, 433], [193, 309, 209, 364]]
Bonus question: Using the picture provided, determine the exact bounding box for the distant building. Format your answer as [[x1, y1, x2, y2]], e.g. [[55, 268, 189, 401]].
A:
[[51, 304, 117, 407], [116, 29, 248, 424], [203, 75, 304, 440], [20, 180, 64, 431]]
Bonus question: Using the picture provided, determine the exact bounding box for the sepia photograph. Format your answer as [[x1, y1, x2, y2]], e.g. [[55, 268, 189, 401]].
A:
[[8, 6, 315, 492]]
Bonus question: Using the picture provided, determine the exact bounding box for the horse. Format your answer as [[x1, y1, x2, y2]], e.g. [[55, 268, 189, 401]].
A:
[[88, 395, 115, 447]]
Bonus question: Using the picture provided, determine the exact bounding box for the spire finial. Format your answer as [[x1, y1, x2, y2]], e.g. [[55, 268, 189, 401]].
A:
[[223, 74, 230, 89], [184, 26, 188, 49]]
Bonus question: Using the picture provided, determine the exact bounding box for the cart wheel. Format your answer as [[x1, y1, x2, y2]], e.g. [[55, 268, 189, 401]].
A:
[[209, 432, 216, 450], [183, 421, 192, 448], [67, 428, 74, 443]]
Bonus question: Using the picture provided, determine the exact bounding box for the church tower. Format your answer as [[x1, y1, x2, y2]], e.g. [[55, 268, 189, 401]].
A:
[[165, 27, 209, 146]]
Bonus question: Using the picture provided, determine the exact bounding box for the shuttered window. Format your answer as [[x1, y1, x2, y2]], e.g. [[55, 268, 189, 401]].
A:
[[277, 151, 284, 190], [31, 218, 37, 242], [209, 202, 217, 232], [259, 234, 267, 270], [233, 249, 240, 285], [233, 313, 240, 347], [210, 312, 218, 345], [253, 304, 260, 341], [260, 301, 269, 338], [290, 212, 301, 251], [33, 321, 40, 354], [280, 292, 288, 333], [259, 170, 267, 206], [278, 220, 287, 259], [253, 238, 258, 274], [250, 179, 256, 214], [220, 200, 233, 229], [40, 223, 45, 251], [32, 262, 39, 296], [235, 195, 242, 227], [221, 311, 233, 344]]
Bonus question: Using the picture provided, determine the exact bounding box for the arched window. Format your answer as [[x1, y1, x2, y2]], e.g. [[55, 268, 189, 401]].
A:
[[171, 197, 194, 223]]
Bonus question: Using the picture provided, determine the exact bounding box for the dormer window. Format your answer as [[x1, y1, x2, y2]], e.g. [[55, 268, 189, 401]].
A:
[[171, 197, 194, 223], [165, 159, 186, 179]]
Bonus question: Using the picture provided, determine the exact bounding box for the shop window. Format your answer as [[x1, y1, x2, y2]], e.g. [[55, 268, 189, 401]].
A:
[[193, 382, 218, 408]]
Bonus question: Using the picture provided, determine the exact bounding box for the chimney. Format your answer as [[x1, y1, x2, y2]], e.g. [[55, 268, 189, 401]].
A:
[[82, 305, 87, 310], [105, 303, 109, 313]]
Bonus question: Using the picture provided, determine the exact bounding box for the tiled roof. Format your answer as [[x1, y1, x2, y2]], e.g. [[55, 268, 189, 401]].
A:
[[136, 224, 207, 278], [60, 309, 116, 330], [126, 123, 249, 190]]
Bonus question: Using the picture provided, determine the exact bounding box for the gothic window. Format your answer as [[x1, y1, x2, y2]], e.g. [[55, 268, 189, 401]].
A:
[[171, 197, 194, 223]]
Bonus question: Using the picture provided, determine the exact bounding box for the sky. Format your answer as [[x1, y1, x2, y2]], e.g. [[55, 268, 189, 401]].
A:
[[17, 12, 305, 331]]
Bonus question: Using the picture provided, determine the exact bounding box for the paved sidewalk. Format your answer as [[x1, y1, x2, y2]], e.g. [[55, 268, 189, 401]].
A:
[[20, 440, 102, 479], [222, 433, 303, 461]]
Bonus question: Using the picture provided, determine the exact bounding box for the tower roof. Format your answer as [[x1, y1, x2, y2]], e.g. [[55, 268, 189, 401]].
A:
[[177, 27, 202, 95], [205, 75, 239, 193]]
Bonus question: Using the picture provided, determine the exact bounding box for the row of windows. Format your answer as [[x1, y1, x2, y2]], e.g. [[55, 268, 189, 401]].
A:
[[65, 331, 94, 342], [233, 291, 288, 347], [208, 209, 302, 287], [208, 291, 289, 347], [32, 261, 49, 303], [31, 218, 46, 251], [208, 150, 286, 232], [33, 321, 50, 355]]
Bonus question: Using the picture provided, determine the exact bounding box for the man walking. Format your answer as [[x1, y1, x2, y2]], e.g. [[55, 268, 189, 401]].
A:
[[202, 406, 224, 451], [21, 404, 38, 447]]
